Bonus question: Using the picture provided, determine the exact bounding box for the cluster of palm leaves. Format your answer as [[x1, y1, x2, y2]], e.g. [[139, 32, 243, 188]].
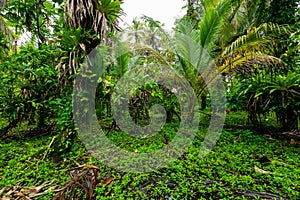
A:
[[0, 0, 14, 52], [173, 0, 299, 129], [180, 0, 291, 76], [166, 0, 290, 112]]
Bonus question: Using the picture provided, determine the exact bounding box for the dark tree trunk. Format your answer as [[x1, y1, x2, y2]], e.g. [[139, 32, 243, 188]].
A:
[[201, 94, 207, 110], [285, 105, 298, 130]]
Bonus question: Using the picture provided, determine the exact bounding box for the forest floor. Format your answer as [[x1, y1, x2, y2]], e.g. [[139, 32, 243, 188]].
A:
[[0, 111, 299, 199]]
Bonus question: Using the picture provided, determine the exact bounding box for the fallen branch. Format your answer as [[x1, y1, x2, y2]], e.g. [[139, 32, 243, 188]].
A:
[[42, 136, 56, 160], [236, 190, 286, 200]]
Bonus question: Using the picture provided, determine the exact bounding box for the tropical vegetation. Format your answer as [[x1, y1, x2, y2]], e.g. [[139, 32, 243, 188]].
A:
[[0, 0, 299, 199]]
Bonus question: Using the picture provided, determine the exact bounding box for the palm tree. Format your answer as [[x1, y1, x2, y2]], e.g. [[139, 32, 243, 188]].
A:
[[0, 0, 14, 60], [60, 0, 124, 75], [53, 0, 124, 154], [176, 0, 290, 106], [140, 15, 166, 50], [126, 17, 145, 43], [216, 2, 290, 73], [0, 0, 14, 44], [64, 0, 123, 44], [175, 0, 231, 101], [125, 16, 171, 55]]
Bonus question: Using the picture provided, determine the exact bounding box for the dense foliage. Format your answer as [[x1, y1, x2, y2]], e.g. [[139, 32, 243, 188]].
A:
[[0, 0, 299, 199]]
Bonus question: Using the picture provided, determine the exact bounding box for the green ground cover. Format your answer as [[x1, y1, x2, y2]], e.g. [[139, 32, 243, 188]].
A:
[[0, 111, 299, 199]]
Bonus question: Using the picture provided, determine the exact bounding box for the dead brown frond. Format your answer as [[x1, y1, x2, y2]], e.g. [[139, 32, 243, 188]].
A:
[[0, 181, 57, 200], [53, 165, 100, 200]]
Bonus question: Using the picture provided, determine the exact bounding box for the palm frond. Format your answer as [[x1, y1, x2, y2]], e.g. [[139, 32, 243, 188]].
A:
[[218, 23, 291, 73], [133, 44, 169, 66], [175, 21, 201, 68], [218, 52, 287, 74], [0, 15, 14, 43], [198, 0, 231, 49]]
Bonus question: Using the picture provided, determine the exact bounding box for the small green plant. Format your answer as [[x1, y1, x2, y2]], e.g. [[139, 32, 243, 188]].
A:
[[230, 67, 300, 130]]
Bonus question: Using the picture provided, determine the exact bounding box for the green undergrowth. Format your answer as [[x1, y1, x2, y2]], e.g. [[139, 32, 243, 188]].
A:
[[0, 112, 299, 199]]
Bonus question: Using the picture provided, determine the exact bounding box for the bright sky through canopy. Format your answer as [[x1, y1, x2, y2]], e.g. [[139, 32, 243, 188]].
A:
[[120, 0, 186, 30]]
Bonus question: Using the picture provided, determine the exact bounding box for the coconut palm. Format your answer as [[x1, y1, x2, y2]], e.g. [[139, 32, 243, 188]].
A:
[[140, 15, 166, 50], [125, 15, 172, 56], [126, 17, 146, 43], [126, 16, 166, 51], [53, 0, 124, 154]]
